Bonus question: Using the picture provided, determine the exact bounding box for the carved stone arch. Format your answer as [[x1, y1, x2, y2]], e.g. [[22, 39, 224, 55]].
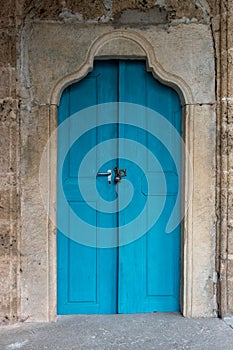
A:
[[50, 30, 193, 106], [48, 29, 196, 319]]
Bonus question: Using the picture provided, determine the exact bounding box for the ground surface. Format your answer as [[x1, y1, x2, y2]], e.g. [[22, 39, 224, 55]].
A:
[[0, 314, 233, 350]]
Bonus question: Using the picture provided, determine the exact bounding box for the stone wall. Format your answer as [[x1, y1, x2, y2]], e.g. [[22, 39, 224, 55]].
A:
[[212, 0, 233, 318], [20, 0, 212, 23], [0, 0, 232, 324], [0, 1, 19, 325]]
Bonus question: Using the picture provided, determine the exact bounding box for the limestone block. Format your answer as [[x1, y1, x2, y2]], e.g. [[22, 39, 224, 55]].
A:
[[229, 2, 233, 15], [0, 98, 19, 174], [206, 0, 217, 15], [165, 0, 206, 21], [20, 105, 49, 176], [114, 7, 168, 24], [0, 29, 16, 67], [112, 0, 210, 22], [20, 171, 50, 322], [229, 159, 233, 177], [228, 227, 233, 255], [191, 104, 216, 317], [146, 24, 215, 104], [0, 68, 16, 98], [0, 255, 18, 324], [23, 0, 63, 20], [66, 0, 105, 20], [25, 23, 215, 105], [0, 0, 16, 28], [0, 176, 18, 222], [227, 188, 233, 214], [20, 105, 51, 321], [26, 24, 105, 104], [0, 96, 18, 324], [226, 102, 233, 124], [112, 0, 155, 14], [0, 258, 11, 303], [0, 223, 10, 256], [0, 0, 16, 18], [227, 260, 233, 314], [96, 37, 146, 58]]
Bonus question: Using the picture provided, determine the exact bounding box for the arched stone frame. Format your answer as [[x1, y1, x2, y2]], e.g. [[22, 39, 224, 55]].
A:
[[47, 29, 196, 320]]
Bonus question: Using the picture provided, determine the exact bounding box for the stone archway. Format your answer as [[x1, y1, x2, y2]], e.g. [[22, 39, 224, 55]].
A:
[[48, 30, 196, 318], [19, 23, 216, 321]]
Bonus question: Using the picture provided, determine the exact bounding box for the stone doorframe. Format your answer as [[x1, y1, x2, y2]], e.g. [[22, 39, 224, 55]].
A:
[[19, 26, 216, 321], [50, 30, 192, 318]]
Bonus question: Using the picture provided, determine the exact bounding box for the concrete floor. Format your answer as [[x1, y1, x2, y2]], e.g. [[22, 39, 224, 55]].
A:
[[0, 314, 233, 350]]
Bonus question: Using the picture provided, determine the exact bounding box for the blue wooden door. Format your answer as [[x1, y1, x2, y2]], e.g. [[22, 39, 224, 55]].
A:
[[117, 62, 181, 312], [57, 60, 181, 314]]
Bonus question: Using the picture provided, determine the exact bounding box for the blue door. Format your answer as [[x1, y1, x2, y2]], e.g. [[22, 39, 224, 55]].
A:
[[57, 60, 181, 314]]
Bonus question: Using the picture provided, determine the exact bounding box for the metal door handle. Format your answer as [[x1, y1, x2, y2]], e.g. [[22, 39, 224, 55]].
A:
[[97, 171, 111, 176], [97, 170, 112, 184]]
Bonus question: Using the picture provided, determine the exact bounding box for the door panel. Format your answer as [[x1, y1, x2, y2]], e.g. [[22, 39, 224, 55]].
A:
[[117, 61, 181, 313], [57, 62, 118, 314], [57, 60, 181, 314]]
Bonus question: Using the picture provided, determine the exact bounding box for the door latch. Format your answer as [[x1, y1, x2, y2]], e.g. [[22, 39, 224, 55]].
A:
[[114, 167, 127, 184]]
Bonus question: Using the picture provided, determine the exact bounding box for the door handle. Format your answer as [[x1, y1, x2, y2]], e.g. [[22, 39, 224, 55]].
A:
[[97, 167, 127, 184], [97, 170, 112, 184]]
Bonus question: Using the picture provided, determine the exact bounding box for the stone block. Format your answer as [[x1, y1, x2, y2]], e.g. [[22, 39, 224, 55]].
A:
[[96, 37, 146, 57], [0, 125, 11, 174], [0, 255, 18, 324], [146, 24, 215, 103], [0, 17, 15, 29], [0, 67, 16, 99], [0, 29, 16, 67], [113, 7, 168, 24], [206, 0, 217, 16], [0, 257, 11, 322], [66, 0, 105, 20], [112, 0, 155, 14], [165, 0, 205, 21], [191, 104, 216, 316], [0, 177, 18, 222], [228, 2, 233, 16], [0, 179, 11, 222], [0, 0, 16, 19], [0, 68, 11, 98], [227, 261, 233, 314], [0, 220, 17, 256], [23, 0, 62, 20], [228, 228, 233, 255], [0, 223, 10, 256], [0, 0, 16, 29], [0, 99, 18, 174], [26, 23, 215, 105], [226, 102, 233, 124], [20, 105, 50, 178], [20, 105, 52, 321]]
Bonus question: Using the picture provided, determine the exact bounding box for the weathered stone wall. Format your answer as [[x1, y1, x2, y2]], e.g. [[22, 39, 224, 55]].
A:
[[212, 0, 233, 318], [19, 0, 212, 23], [1, 0, 233, 324], [0, 1, 19, 324]]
